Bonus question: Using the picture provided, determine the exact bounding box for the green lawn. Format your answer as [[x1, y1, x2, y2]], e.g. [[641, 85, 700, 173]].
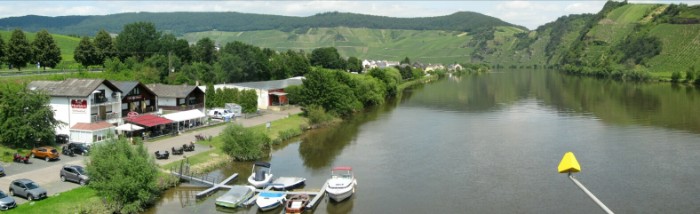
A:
[[5, 187, 103, 214]]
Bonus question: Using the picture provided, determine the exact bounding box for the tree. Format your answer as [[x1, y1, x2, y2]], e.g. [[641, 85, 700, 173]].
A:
[[193, 37, 216, 64], [0, 35, 6, 68], [86, 137, 159, 213], [205, 84, 216, 108], [310, 47, 345, 70], [74, 36, 100, 68], [115, 22, 160, 61], [32, 29, 62, 70], [239, 89, 258, 114], [6, 29, 32, 71], [0, 85, 59, 148], [347, 56, 362, 73], [221, 124, 270, 161], [400, 56, 411, 65], [158, 34, 192, 63], [94, 29, 115, 64]]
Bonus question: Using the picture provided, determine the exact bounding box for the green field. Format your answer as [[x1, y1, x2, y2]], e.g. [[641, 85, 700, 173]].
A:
[[0, 30, 80, 70]]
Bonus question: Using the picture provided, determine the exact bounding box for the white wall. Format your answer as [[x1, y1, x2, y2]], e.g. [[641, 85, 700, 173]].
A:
[[50, 83, 122, 135]]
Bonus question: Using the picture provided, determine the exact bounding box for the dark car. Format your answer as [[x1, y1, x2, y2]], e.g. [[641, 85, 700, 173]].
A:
[[60, 165, 89, 185], [55, 134, 69, 144], [64, 142, 89, 156], [8, 179, 47, 201], [0, 190, 16, 210], [0, 165, 5, 177]]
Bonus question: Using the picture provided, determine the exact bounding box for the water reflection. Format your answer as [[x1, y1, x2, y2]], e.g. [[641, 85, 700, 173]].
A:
[[298, 103, 392, 169], [407, 70, 700, 133]]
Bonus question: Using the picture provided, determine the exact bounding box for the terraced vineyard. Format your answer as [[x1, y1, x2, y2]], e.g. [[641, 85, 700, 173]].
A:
[[184, 27, 485, 65], [647, 24, 700, 74]]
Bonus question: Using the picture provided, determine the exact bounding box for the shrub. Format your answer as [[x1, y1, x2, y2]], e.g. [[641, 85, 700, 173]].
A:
[[686, 71, 695, 82], [306, 105, 335, 125], [671, 71, 682, 82], [221, 124, 270, 161], [273, 128, 303, 144]]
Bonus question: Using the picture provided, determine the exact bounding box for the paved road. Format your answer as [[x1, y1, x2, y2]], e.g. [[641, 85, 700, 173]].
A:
[[0, 107, 302, 205]]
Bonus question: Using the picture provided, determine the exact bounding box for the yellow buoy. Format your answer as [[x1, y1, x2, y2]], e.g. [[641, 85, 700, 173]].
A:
[[558, 152, 581, 173]]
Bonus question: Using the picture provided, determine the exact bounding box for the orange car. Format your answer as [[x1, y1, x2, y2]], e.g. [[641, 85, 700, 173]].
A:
[[31, 146, 60, 161]]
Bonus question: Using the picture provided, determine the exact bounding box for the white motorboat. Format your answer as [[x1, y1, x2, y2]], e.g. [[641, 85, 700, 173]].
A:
[[271, 177, 306, 190], [215, 185, 255, 208], [325, 166, 357, 202], [255, 191, 286, 211], [247, 161, 273, 188]]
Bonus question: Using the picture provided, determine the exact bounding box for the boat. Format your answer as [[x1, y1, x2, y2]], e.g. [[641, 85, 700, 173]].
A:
[[247, 161, 273, 188], [256, 191, 286, 211], [284, 194, 310, 214], [325, 166, 357, 202], [215, 185, 255, 208], [271, 177, 306, 190]]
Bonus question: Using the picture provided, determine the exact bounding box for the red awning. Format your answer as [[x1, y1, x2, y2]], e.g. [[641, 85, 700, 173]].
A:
[[125, 114, 173, 127]]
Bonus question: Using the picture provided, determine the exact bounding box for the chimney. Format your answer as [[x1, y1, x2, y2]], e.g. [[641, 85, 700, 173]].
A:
[[196, 80, 200, 86]]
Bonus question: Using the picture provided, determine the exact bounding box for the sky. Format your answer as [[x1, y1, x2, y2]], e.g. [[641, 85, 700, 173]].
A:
[[0, 1, 697, 30]]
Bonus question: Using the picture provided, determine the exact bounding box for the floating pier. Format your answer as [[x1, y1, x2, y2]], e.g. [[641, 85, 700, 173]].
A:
[[171, 170, 327, 209]]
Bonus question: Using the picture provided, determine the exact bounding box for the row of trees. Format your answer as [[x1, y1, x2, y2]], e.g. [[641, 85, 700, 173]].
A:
[[204, 86, 258, 114], [73, 22, 316, 85], [0, 29, 61, 70]]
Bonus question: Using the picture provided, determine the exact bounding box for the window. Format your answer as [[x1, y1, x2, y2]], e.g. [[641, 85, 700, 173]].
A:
[[129, 87, 140, 96]]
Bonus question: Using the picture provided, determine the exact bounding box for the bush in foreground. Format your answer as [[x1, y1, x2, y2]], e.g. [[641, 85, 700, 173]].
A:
[[85, 137, 159, 213]]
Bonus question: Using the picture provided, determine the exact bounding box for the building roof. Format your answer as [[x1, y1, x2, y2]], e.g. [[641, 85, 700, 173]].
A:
[[27, 79, 121, 97], [222, 78, 303, 90], [112, 81, 157, 97], [70, 121, 114, 131], [146, 83, 202, 98]]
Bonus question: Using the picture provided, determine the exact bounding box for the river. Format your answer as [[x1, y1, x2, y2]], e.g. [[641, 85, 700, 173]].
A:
[[145, 70, 700, 213]]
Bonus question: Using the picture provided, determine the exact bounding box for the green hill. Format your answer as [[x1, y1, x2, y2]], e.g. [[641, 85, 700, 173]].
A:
[[0, 11, 523, 36]]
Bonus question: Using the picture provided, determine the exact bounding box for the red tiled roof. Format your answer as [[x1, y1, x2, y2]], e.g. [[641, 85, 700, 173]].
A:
[[125, 114, 173, 127], [71, 121, 114, 131]]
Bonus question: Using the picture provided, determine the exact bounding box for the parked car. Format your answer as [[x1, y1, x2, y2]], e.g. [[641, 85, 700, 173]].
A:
[[208, 108, 234, 119], [0, 165, 5, 177], [55, 134, 69, 144], [60, 165, 89, 185], [63, 142, 89, 156], [0, 190, 16, 210], [8, 179, 47, 201], [31, 146, 60, 161]]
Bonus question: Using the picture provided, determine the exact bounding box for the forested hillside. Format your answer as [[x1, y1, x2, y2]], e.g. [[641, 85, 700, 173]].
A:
[[0, 11, 522, 36]]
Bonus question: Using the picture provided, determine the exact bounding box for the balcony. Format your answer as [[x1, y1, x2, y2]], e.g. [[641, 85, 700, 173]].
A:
[[91, 112, 121, 123]]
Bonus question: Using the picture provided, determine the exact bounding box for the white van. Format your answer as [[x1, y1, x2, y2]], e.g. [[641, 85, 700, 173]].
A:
[[208, 108, 234, 119]]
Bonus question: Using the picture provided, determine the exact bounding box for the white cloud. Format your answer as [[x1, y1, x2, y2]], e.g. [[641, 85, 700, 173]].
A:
[[564, 2, 606, 14]]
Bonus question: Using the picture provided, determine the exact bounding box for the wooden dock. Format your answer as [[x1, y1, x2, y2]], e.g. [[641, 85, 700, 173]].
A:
[[170, 171, 239, 199]]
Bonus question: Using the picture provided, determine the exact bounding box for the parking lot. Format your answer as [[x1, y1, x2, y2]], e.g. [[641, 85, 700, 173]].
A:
[[0, 152, 86, 205]]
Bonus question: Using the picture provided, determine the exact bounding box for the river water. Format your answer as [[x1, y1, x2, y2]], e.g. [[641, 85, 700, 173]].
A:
[[145, 70, 700, 213]]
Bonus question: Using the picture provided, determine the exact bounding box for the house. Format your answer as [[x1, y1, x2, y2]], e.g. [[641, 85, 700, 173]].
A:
[[27, 79, 122, 144], [448, 64, 463, 72], [424, 64, 445, 72], [146, 83, 205, 112], [112, 81, 158, 117], [203, 77, 304, 110]]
